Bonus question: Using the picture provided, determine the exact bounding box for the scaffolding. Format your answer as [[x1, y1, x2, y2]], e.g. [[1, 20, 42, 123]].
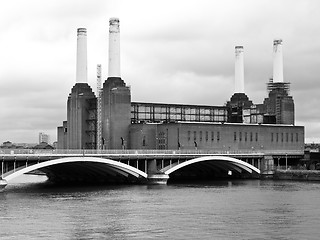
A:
[[267, 78, 290, 94], [96, 64, 102, 150], [85, 101, 97, 149]]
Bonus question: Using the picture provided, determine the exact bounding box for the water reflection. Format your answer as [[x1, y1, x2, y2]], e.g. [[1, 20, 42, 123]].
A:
[[1, 175, 320, 239]]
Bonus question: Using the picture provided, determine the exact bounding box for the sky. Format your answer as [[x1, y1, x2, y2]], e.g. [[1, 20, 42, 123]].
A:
[[0, 0, 320, 144]]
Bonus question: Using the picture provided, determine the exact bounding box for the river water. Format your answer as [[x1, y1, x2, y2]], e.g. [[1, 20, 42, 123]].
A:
[[1, 175, 320, 240]]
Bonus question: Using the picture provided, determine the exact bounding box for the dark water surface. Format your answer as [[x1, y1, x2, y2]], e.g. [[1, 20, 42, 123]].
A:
[[1, 175, 320, 240]]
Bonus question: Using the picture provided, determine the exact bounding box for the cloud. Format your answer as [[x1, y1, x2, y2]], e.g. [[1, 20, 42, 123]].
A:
[[0, 0, 320, 143]]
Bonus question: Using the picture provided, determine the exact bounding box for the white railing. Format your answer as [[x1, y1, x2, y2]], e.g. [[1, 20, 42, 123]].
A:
[[0, 148, 304, 156]]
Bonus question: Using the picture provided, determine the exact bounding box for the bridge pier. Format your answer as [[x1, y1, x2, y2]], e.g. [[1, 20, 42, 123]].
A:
[[147, 173, 169, 185], [0, 178, 8, 191], [146, 159, 170, 184], [260, 155, 275, 179]]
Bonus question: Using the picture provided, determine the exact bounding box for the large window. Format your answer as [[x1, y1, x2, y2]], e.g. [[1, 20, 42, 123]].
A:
[[131, 102, 228, 123]]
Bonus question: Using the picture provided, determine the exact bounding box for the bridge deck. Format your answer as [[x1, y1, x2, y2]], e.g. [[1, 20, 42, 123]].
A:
[[0, 149, 303, 158], [0, 149, 304, 186]]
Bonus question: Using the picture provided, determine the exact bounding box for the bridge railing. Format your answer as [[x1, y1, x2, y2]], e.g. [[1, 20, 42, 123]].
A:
[[0, 148, 304, 156]]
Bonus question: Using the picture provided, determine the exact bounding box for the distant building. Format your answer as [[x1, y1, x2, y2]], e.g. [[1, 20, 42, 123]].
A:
[[52, 141, 58, 149], [1, 141, 15, 148], [0, 142, 37, 149], [305, 143, 320, 153], [33, 142, 54, 149], [39, 132, 49, 144]]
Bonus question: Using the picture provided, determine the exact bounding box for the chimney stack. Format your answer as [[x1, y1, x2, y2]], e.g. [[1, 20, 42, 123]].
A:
[[234, 46, 244, 93], [108, 18, 121, 78], [76, 28, 88, 83], [273, 39, 284, 83]]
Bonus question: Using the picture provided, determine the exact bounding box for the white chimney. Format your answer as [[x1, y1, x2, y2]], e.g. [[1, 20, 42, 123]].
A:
[[76, 28, 88, 83], [108, 18, 121, 78], [234, 46, 244, 93], [273, 39, 284, 83]]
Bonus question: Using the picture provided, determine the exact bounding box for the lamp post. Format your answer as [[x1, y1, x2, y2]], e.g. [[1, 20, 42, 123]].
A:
[[285, 153, 288, 170], [121, 137, 125, 150]]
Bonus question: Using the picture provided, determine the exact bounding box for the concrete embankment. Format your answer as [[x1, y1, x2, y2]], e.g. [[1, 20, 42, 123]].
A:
[[274, 170, 320, 181]]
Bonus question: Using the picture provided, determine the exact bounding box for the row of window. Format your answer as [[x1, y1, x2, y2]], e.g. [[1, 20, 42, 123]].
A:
[[234, 132, 258, 142], [271, 132, 299, 143], [131, 104, 228, 123], [188, 131, 259, 143], [134, 113, 226, 122], [187, 131, 220, 142], [186, 130, 300, 143], [132, 105, 227, 115]]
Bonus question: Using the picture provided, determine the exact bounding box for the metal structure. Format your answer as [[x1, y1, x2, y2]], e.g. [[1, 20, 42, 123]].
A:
[[96, 64, 102, 150], [267, 80, 290, 94], [85, 98, 97, 149]]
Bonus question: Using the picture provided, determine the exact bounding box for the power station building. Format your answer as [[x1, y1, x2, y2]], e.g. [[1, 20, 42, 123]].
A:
[[57, 18, 304, 155]]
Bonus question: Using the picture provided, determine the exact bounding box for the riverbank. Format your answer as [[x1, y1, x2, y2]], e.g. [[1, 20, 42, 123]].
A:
[[274, 169, 320, 181]]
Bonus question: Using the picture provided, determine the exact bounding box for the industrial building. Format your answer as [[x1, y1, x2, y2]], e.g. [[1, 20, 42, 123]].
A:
[[57, 18, 304, 154]]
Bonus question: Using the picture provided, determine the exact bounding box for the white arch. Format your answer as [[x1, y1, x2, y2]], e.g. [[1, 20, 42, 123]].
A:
[[164, 156, 260, 175], [3, 157, 148, 182]]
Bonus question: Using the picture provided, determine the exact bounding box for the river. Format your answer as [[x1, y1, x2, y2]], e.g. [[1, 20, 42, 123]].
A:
[[1, 175, 320, 239]]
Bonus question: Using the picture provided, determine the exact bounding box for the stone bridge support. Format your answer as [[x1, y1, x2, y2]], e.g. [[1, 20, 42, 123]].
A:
[[260, 155, 275, 178]]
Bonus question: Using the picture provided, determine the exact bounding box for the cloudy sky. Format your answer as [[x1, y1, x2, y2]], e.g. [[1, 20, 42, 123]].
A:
[[0, 0, 319, 144]]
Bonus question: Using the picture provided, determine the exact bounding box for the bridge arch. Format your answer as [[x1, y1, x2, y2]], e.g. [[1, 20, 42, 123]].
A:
[[164, 156, 260, 176], [3, 157, 148, 183]]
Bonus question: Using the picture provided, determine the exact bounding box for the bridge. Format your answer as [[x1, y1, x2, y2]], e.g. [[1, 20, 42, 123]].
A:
[[0, 149, 303, 188]]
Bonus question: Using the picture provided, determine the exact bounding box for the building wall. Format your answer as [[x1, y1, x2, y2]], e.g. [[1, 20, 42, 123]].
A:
[[129, 122, 304, 152], [67, 83, 96, 149], [62, 121, 68, 149], [102, 77, 131, 149], [263, 85, 294, 125], [57, 127, 64, 149], [57, 121, 68, 149], [281, 97, 295, 125], [129, 124, 157, 149], [226, 93, 253, 123], [110, 87, 131, 149]]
